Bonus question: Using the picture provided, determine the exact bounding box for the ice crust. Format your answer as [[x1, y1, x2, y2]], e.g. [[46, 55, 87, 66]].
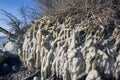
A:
[[22, 16, 120, 80]]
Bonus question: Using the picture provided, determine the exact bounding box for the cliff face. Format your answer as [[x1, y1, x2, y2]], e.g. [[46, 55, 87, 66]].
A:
[[22, 16, 120, 80]]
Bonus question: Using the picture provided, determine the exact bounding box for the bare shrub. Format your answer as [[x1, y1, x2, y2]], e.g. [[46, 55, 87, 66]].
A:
[[32, 0, 120, 23], [0, 9, 31, 42]]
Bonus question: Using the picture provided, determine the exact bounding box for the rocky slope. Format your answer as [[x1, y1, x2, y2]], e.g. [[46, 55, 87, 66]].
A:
[[21, 16, 120, 80]]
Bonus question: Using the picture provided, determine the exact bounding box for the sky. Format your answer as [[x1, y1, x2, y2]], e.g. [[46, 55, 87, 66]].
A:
[[0, 0, 34, 36]]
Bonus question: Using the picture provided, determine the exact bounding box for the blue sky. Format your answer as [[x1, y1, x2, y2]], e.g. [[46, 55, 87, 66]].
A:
[[0, 0, 33, 36]]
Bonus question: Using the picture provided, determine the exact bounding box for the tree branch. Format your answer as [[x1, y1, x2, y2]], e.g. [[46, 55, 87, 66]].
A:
[[24, 70, 41, 80], [0, 27, 17, 40]]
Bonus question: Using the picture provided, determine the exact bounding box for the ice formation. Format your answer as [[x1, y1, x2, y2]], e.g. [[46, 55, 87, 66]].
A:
[[21, 16, 120, 80], [3, 41, 19, 54]]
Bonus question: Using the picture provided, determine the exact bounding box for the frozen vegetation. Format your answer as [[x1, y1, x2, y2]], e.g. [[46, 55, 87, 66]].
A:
[[0, 0, 120, 80], [19, 16, 120, 80]]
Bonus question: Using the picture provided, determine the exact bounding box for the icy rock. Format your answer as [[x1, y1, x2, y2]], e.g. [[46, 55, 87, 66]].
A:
[[33, 76, 39, 80], [3, 41, 19, 54], [0, 63, 12, 76], [86, 69, 101, 80]]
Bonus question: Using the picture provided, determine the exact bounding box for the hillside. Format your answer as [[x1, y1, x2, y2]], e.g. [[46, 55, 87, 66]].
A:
[[0, 0, 119, 80]]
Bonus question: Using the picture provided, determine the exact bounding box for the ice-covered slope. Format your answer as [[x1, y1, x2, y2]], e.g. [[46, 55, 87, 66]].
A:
[[22, 16, 120, 80]]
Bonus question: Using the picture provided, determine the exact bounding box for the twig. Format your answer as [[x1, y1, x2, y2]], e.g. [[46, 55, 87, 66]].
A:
[[24, 70, 41, 80]]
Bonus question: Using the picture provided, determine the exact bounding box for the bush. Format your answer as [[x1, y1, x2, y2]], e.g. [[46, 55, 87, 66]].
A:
[[33, 0, 120, 26], [34, 0, 119, 15]]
